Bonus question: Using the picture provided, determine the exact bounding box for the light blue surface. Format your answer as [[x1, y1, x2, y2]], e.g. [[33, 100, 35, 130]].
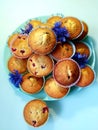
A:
[[0, 0, 98, 130]]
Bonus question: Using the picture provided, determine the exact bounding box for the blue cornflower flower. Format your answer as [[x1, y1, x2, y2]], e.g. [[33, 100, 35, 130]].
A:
[[52, 22, 70, 43], [54, 22, 61, 28], [21, 23, 33, 34], [72, 52, 88, 68], [9, 70, 22, 88]]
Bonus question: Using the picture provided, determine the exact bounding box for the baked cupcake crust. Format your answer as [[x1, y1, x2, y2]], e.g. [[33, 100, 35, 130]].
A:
[[28, 27, 56, 55], [51, 41, 75, 60], [77, 21, 88, 40], [53, 58, 81, 87], [8, 56, 27, 73], [29, 19, 42, 28], [20, 73, 44, 94], [44, 77, 70, 98], [8, 33, 19, 47], [10, 34, 32, 59], [39, 23, 53, 29], [74, 41, 90, 58], [27, 54, 54, 77], [47, 16, 62, 26], [76, 65, 95, 87], [23, 99, 49, 127], [61, 17, 83, 40]]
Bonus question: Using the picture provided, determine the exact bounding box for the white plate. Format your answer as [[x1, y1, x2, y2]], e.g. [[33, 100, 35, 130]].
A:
[[4, 16, 96, 101]]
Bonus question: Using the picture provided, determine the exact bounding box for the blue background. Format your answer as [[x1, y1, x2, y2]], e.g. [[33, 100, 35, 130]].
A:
[[0, 0, 98, 130]]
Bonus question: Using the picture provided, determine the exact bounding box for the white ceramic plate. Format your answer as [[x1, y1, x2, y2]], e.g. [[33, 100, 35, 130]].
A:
[[4, 16, 96, 101]]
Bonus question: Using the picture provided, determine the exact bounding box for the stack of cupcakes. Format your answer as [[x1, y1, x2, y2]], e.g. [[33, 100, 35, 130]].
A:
[[7, 14, 95, 127]]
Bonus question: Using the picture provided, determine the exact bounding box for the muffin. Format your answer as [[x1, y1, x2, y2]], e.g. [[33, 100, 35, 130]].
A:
[[23, 99, 49, 127], [47, 16, 62, 26], [20, 73, 44, 94], [8, 56, 27, 73], [74, 41, 90, 59], [28, 27, 56, 55], [10, 34, 32, 59], [51, 41, 75, 61], [44, 77, 70, 99], [53, 58, 81, 87], [61, 16, 83, 40], [29, 19, 42, 28], [27, 54, 54, 77], [8, 33, 19, 47], [39, 23, 53, 29], [76, 21, 88, 40], [76, 65, 95, 87]]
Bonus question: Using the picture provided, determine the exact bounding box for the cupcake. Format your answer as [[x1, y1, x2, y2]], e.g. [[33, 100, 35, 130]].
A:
[[29, 19, 42, 28], [47, 16, 62, 26], [74, 41, 91, 59], [76, 21, 88, 40], [76, 65, 95, 87], [7, 33, 19, 47], [8, 56, 27, 73], [51, 41, 75, 61], [27, 54, 54, 77], [10, 34, 32, 59], [53, 58, 81, 87], [28, 27, 56, 55], [20, 73, 44, 94], [61, 16, 83, 40], [39, 23, 53, 29], [44, 77, 70, 99], [23, 99, 49, 127]]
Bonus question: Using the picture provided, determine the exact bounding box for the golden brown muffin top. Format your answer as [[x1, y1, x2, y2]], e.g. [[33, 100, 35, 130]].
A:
[[74, 41, 90, 58], [61, 17, 83, 40], [8, 56, 27, 73], [39, 22, 53, 29], [77, 21, 88, 40], [20, 73, 44, 94], [51, 41, 75, 60], [53, 59, 81, 87], [76, 65, 95, 87], [44, 77, 70, 98], [8, 33, 19, 47], [28, 27, 56, 55], [47, 16, 62, 26], [23, 99, 49, 127], [27, 54, 54, 77], [29, 19, 42, 28], [11, 34, 32, 59]]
